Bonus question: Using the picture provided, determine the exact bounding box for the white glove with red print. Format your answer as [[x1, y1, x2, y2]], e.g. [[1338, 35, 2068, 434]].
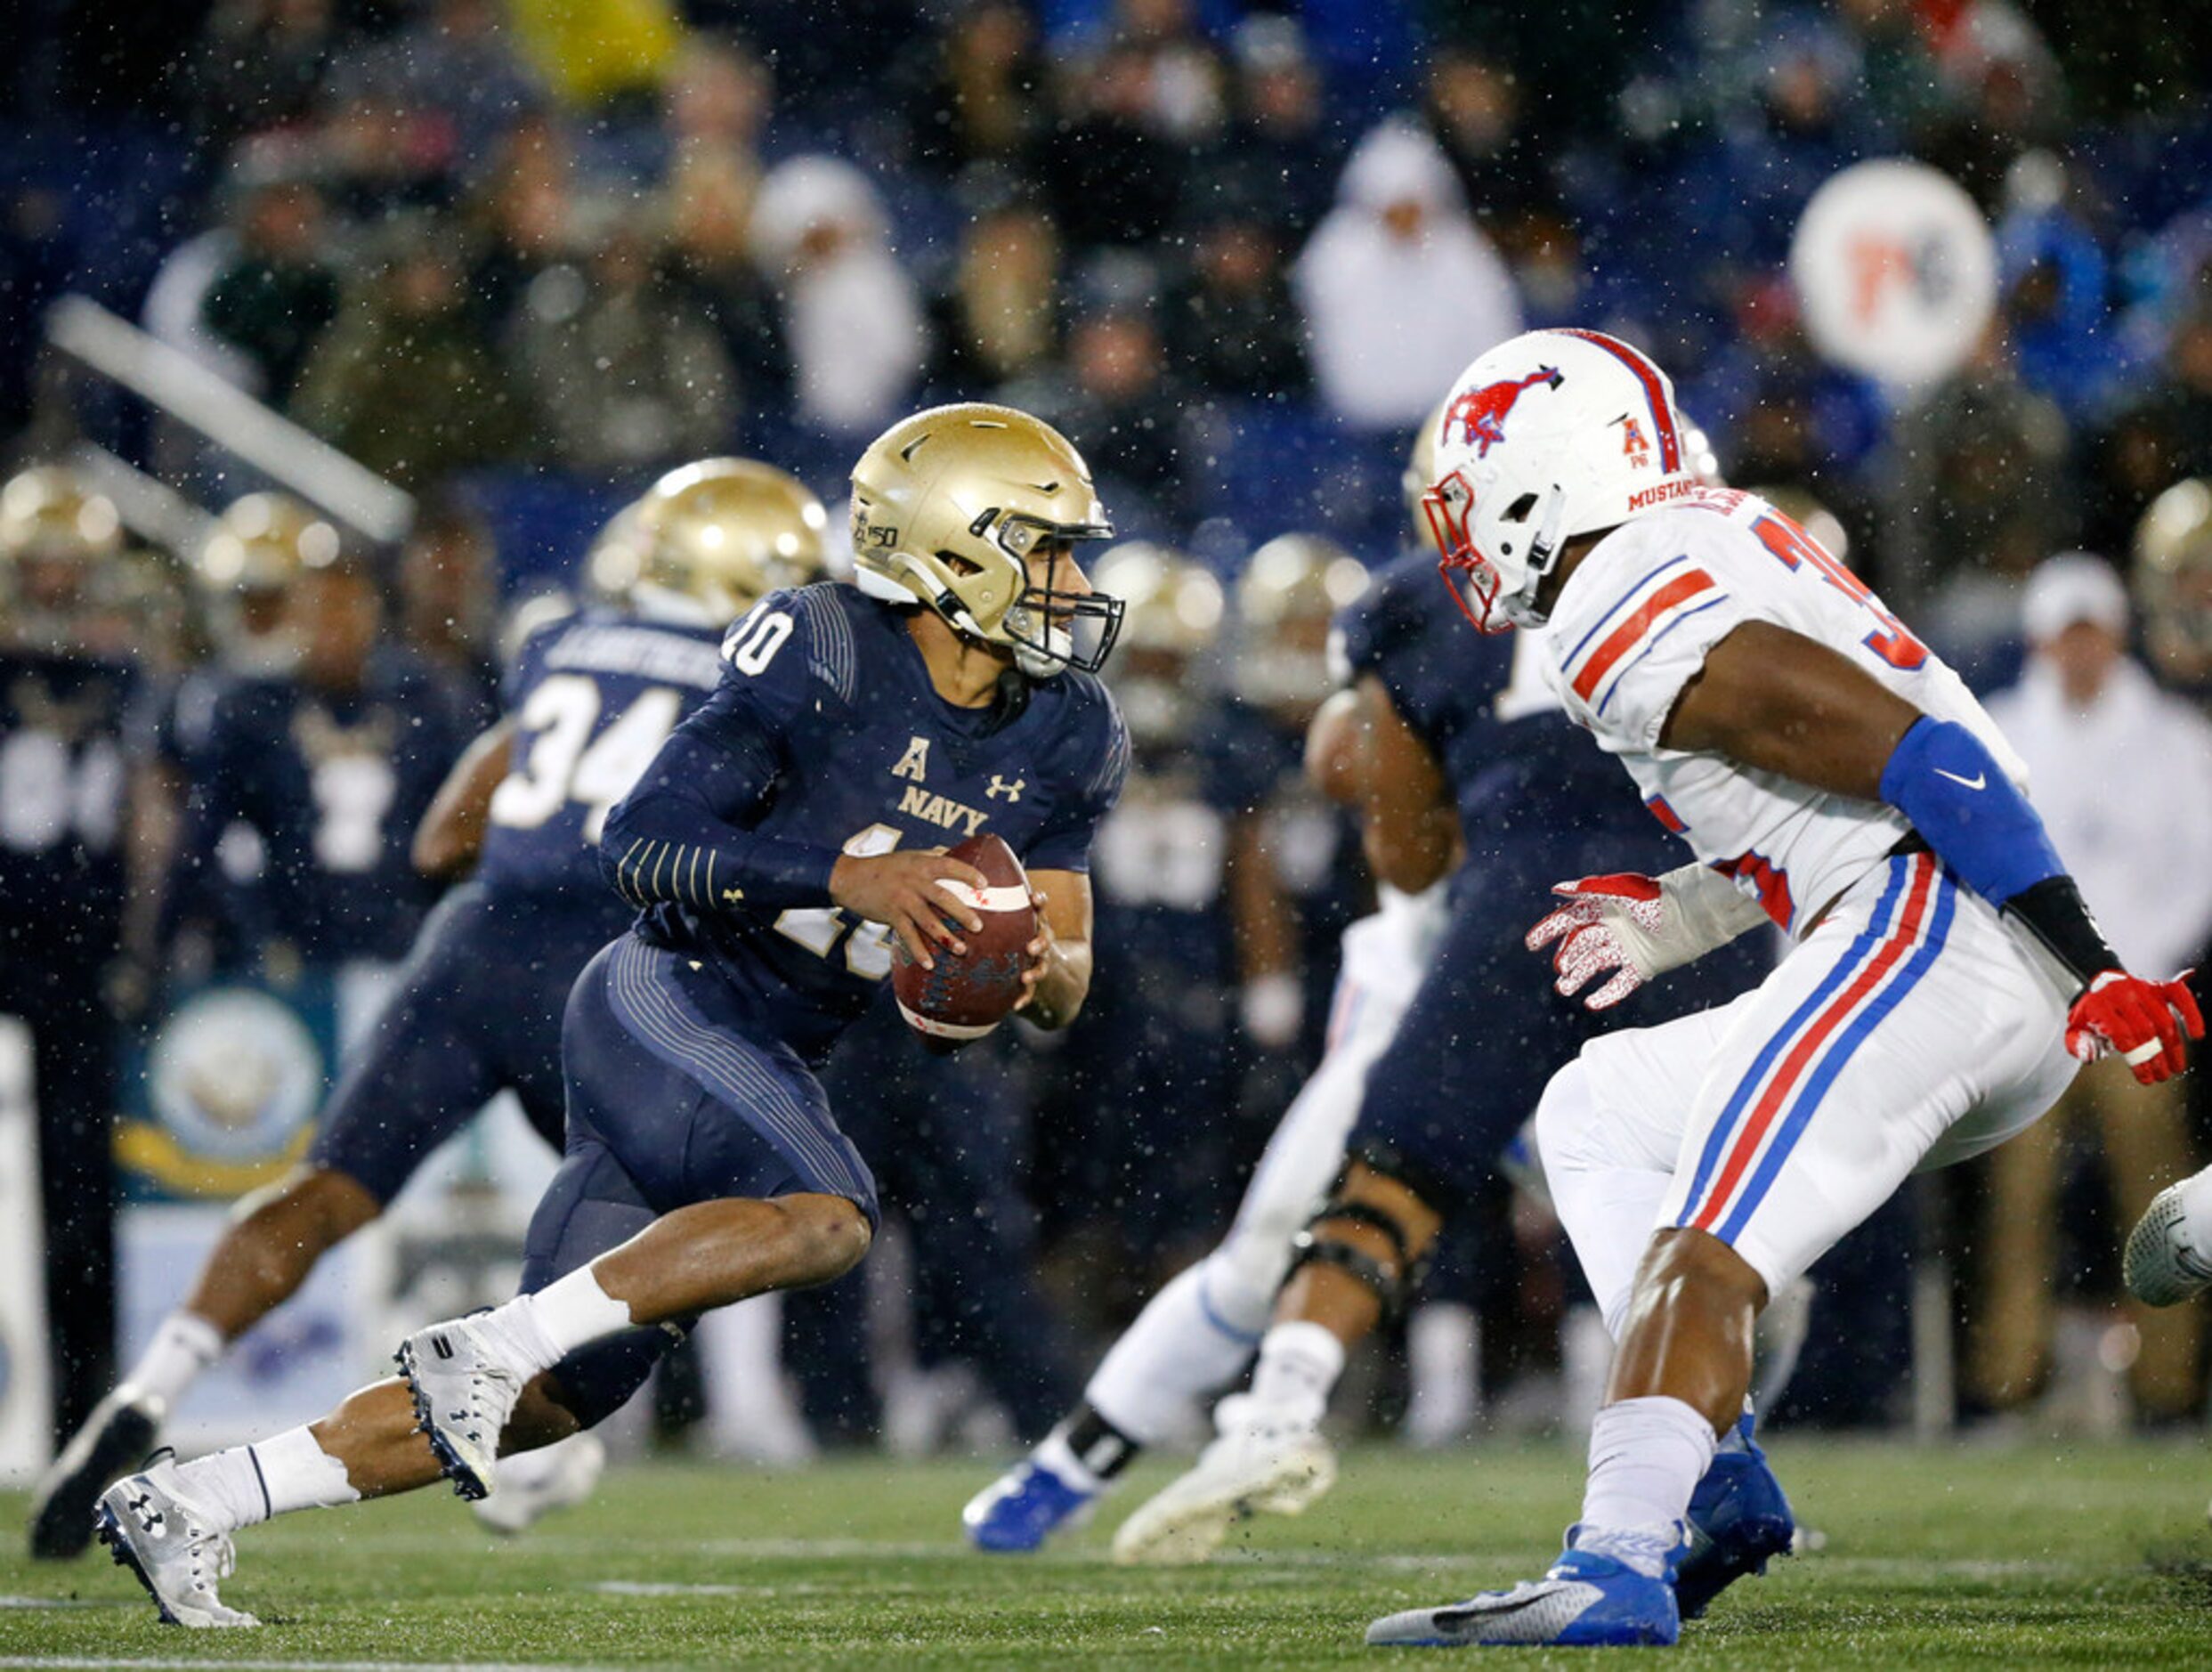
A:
[[1526, 863, 1771, 1011]]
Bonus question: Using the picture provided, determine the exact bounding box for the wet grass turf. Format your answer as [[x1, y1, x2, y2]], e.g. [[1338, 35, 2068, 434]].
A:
[[3, 1438, 2210, 1667]]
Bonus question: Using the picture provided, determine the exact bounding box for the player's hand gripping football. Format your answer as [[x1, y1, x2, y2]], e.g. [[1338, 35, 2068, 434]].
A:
[[831, 851, 988, 970], [2064, 969, 2204, 1084], [1012, 886, 1055, 1014]]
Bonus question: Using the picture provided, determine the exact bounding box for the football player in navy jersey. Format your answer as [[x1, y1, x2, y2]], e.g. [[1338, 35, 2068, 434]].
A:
[[1059, 542, 1252, 1263], [93, 404, 1131, 1629], [31, 460, 825, 1560], [1220, 536, 1374, 1068], [158, 540, 472, 978], [0, 467, 147, 1476]]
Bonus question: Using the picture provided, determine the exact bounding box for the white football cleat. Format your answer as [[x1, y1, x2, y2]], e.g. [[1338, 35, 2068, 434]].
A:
[[471, 1432, 606, 1536], [398, 1316, 527, 1501], [2125, 1176, 2212, 1308], [93, 1455, 258, 1627], [1110, 1392, 1335, 1566]]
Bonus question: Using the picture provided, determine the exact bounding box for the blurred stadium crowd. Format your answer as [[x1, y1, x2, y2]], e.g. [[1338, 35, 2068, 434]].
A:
[[5, 0, 2212, 1466]]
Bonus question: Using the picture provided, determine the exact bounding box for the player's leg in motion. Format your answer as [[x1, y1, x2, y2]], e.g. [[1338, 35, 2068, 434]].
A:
[[1368, 854, 2077, 1647], [93, 938, 877, 1627], [962, 901, 1428, 1551], [30, 889, 530, 1561], [1106, 877, 1542, 1567]]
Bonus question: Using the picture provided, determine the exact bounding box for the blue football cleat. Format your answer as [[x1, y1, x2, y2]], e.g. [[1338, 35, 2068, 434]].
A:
[[1676, 1416, 1795, 1619], [962, 1458, 1097, 1553], [1365, 1533, 1681, 1648]]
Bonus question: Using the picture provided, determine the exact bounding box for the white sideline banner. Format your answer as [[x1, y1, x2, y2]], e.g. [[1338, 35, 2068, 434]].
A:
[[0, 1015, 54, 1485]]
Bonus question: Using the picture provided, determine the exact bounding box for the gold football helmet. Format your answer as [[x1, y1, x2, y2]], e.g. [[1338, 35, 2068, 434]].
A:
[[1236, 532, 1369, 715], [1090, 542, 1223, 743], [1, 465, 122, 564], [849, 402, 1122, 677], [2135, 477, 2212, 687], [197, 492, 340, 594], [0, 464, 123, 628], [591, 458, 828, 624]]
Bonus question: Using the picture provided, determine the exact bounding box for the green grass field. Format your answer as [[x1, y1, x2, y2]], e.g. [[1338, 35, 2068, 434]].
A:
[[4, 1439, 2210, 1668]]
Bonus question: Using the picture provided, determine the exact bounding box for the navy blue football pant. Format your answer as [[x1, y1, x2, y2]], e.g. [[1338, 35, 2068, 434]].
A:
[[308, 881, 634, 1201], [521, 933, 879, 1427], [789, 1002, 1079, 1441]]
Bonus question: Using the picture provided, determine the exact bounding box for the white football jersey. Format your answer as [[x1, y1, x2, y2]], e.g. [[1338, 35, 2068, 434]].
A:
[[1538, 487, 2023, 937]]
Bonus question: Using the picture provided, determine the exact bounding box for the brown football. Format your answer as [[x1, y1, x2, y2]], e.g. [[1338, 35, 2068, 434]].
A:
[[889, 832, 1037, 1049]]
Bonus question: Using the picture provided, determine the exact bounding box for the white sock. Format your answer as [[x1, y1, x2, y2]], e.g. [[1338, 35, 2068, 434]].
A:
[[476, 1265, 635, 1376], [1247, 1321, 1346, 1410], [1579, 1394, 1717, 1562], [173, 1425, 361, 1532], [122, 1313, 223, 1410], [1033, 1429, 1105, 1495], [1083, 1259, 1268, 1446]]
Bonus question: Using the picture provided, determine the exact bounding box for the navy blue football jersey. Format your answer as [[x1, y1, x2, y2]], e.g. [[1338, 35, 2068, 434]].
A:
[[167, 651, 473, 966], [618, 583, 1129, 1063], [0, 647, 141, 959], [479, 609, 727, 897], [1087, 717, 1252, 989]]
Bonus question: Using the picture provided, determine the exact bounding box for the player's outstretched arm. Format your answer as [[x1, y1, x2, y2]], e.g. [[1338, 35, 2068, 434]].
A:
[[412, 718, 513, 879], [1010, 869, 1093, 1029], [1665, 621, 2204, 1081], [1344, 673, 1462, 895]]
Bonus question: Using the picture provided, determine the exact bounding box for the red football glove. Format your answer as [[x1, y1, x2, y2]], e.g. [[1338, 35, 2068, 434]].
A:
[[1526, 873, 1670, 1011], [2065, 970, 2205, 1084]]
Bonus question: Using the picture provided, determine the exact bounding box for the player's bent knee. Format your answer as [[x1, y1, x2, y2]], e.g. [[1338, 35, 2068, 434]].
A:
[[1533, 1059, 1598, 1173], [1288, 1160, 1443, 1321]]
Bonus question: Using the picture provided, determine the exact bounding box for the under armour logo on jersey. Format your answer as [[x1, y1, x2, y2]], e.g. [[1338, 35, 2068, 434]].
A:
[[721, 886, 745, 904], [986, 775, 1025, 802]]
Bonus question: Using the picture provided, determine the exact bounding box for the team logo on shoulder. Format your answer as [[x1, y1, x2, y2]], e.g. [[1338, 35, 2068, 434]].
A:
[[1446, 367, 1562, 457]]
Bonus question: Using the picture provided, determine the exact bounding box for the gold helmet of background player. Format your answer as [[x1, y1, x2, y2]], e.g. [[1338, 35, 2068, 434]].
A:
[[2134, 477, 2212, 686], [592, 458, 829, 625], [1, 465, 122, 565], [849, 402, 1123, 678], [0, 464, 124, 631], [1090, 542, 1223, 744], [197, 492, 340, 594], [1404, 399, 1448, 540], [1235, 532, 1369, 716]]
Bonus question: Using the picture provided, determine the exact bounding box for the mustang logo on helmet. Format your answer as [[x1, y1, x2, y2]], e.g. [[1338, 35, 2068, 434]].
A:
[[1446, 367, 1562, 458]]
